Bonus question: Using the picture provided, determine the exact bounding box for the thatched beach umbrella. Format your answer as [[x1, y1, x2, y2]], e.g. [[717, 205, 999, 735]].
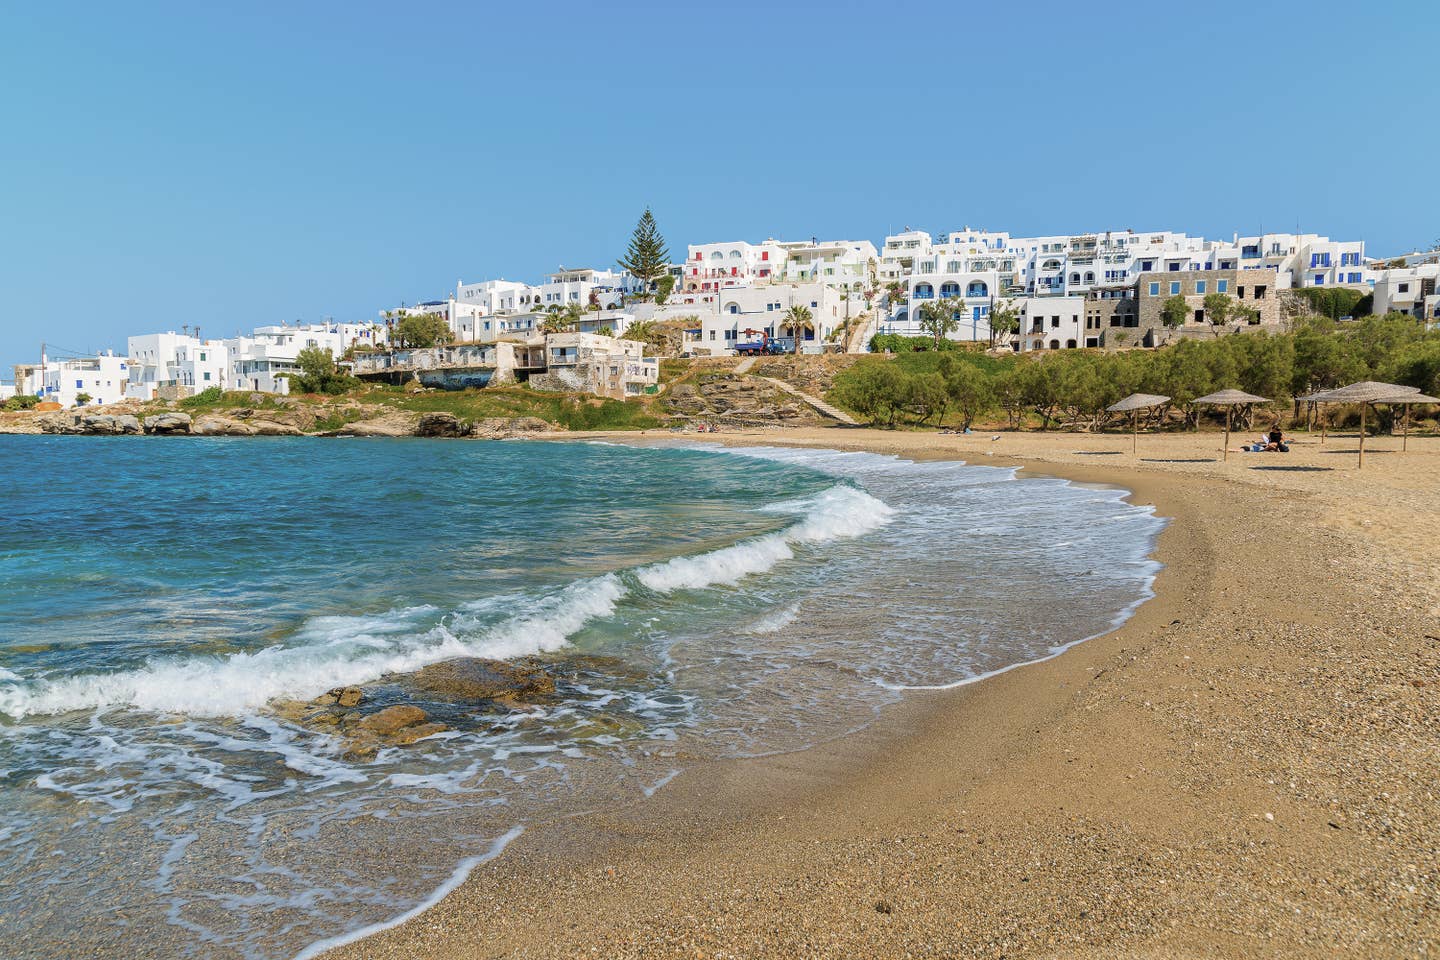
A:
[[1314, 381, 1418, 467], [1107, 393, 1171, 455], [1295, 389, 1334, 436], [1372, 390, 1438, 452], [1193, 389, 1269, 461]]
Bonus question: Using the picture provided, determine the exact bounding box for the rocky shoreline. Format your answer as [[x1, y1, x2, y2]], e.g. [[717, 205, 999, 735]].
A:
[[0, 407, 556, 440]]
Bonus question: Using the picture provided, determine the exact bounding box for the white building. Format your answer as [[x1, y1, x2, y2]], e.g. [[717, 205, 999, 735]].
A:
[[0, 382, 14, 402], [454, 278, 538, 316], [1013, 297, 1085, 352], [878, 230, 932, 282], [681, 240, 786, 293], [534, 267, 630, 310], [769, 239, 876, 289], [1372, 262, 1440, 318], [1207, 233, 1369, 289], [18, 351, 131, 407], [387, 299, 496, 344], [682, 282, 857, 356], [125, 332, 229, 400], [228, 322, 382, 394]]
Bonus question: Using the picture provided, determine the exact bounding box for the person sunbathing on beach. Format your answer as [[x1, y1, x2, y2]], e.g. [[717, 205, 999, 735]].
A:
[[1264, 428, 1290, 453]]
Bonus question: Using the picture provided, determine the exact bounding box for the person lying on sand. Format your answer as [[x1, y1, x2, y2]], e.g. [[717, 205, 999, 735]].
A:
[[1242, 429, 1290, 453], [1264, 428, 1290, 452]]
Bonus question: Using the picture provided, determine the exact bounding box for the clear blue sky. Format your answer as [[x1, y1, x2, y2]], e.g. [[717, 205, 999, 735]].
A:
[[3, 0, 1436, 373]]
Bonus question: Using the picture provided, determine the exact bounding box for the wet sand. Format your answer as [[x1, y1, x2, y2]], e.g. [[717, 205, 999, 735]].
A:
[[328, 427, 1439, 959]]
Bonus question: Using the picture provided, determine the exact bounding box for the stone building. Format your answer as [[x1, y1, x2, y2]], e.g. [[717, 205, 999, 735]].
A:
[[1135, 268, 1282, 336], [1083, 292, 1142, 347]]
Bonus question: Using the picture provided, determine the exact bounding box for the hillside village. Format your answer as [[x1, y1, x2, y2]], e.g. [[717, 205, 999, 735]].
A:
[[4, 212, 1438, 437]]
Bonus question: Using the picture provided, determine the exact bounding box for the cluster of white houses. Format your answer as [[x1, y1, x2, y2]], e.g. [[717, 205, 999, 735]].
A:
[[10, 227, 1438, 408]]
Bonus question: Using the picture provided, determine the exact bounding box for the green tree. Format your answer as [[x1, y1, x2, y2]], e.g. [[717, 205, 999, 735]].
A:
[[1202, 292, 1233, 337], [1017, 357, 1067, 428], [1160, 295, 1189, 340], [288, 347, 359, 395], [783, 305, 813, 355], [939, 355, 994, 429], [617, 207, 671, 292], [987, 299, 1020, 349], [74, 392, 93, 406], [903, 371, 949, 424], [917, 296, 961, 349], [395, 312, 452, 349], [830, 362, 908, 426], [654, 273, 676, 305]]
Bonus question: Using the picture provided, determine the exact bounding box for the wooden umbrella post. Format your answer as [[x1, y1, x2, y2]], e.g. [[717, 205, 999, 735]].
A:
[[1358, 402, 1366, 469], [1133, 410, 1139, 456], [1403, 402, 1410, 452], [1223, 406, 1231, 461]]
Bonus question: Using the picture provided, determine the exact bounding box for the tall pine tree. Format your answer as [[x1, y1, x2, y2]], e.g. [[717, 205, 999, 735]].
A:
[[618, 207, 671, 290]]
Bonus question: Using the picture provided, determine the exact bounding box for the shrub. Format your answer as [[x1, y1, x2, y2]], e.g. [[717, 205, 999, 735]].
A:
[[3, 394, 40, 411]]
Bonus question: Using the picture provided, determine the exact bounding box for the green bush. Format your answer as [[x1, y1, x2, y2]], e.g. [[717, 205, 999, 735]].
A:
[[3, 393, 40, 411], [833, 314, 1440, 431], [868, 333, 961, 353], [179, 386, 225, 408], [1290, 286, 1366, 320], [287, 347, 360, 395]]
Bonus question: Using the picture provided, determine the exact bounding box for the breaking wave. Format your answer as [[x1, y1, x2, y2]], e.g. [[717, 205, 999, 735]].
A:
[[0, 485, 889, 721]]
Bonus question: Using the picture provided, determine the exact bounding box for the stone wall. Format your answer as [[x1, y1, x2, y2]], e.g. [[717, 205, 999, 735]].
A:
[[1136, 269, 1283, 332]]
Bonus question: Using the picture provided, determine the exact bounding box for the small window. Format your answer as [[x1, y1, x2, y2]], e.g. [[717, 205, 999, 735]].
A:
[[1217, 280, 1228, 293], [1170, 282, 1181, 295], [1148, 282, 1160, 296], [1195, 281, 1207, 294]]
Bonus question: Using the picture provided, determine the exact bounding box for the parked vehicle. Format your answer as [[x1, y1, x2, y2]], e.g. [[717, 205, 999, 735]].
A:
[[734, 330, 795, 356]]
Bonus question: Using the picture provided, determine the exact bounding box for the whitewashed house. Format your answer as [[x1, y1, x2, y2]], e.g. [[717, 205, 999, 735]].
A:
[[1372, 262, 1440, 318], [21, 351, 131, 407], [1013, 298, 1085, 352], [683, 282, 856, 356], [228, 322, 381, 394], [125, 332, 229, 400]]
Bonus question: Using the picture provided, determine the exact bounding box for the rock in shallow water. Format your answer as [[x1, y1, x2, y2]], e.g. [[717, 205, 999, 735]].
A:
[[411, 657, 557, 702], [357, 704, 429, 736]]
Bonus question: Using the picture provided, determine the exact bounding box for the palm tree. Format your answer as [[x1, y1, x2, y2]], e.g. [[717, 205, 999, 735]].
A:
[[784, 305, 813, 355], [542, 302, 586, 335]]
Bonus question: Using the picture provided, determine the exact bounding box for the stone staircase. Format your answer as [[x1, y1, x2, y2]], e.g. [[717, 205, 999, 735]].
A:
[[843, 312, 879, 354], [756, 376, 858, 425]]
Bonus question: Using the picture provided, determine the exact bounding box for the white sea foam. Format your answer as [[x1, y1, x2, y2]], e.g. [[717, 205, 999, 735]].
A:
[[0, 578, 625, 720], [0, 483, 888, 721], [746, 602, 801, 635], [291, 825, 525, 960], [0, 668, 20, 682], [636, 485, 891, 593]]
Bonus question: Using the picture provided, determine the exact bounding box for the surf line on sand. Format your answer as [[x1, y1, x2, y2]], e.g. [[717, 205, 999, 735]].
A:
[[292, 825, 526, 960]]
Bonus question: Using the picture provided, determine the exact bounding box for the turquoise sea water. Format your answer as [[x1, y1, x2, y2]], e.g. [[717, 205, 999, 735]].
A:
[[0, 436, 1164, 958]]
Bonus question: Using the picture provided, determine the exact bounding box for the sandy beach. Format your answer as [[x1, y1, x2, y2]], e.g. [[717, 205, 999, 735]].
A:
[[329, 426, 1439, 959]]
